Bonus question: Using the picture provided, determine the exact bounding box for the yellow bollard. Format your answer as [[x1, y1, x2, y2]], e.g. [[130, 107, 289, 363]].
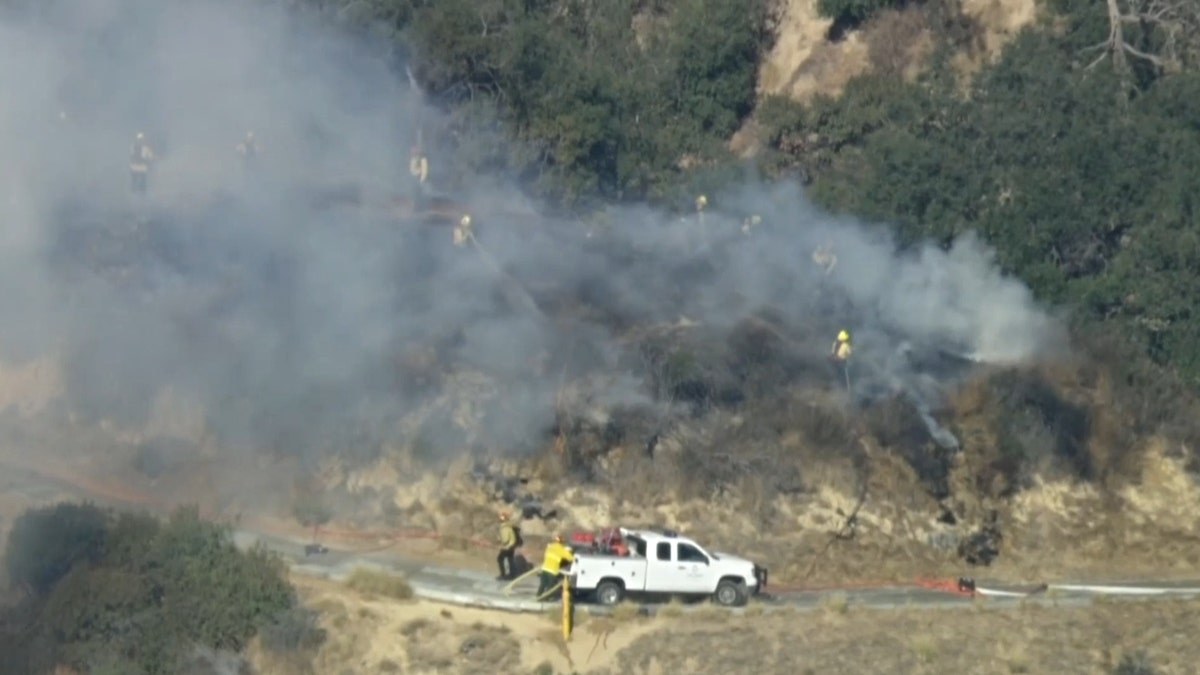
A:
[[562, 574, 573, 641]]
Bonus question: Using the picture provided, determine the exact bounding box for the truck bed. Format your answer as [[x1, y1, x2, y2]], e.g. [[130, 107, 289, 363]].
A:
[[570, 553, 647, 591]]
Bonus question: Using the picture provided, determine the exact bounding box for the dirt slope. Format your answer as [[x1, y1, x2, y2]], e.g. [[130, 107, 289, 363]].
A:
[[253, 580, 1200, 675], [758, 0, 1038, 102]]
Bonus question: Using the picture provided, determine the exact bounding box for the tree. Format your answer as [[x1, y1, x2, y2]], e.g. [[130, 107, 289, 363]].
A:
[[2, 503, 297, 674], [4, 502, 107, 595], [1082, 0, 1200, 75]]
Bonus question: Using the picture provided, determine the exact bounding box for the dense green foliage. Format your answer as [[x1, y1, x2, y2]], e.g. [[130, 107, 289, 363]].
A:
[[1, 503, 300, 675], [309, 0, 770, 206], [759, 13, 1200, 388], [302, 0, 1200, 400]]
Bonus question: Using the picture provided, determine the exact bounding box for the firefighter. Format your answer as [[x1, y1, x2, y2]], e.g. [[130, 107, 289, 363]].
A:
[[832, 329, 852, 363], [693, 194, 709, 250], [813, 241, 838, 275], [408, 146, 430, 210], [129, 132, 155, 195], [409, 146, 429, 186], [453, 214, 473, 247], [236, 131, 257, 161], [741, 214, 761, 236], [536, 534, 575, 600], [496, 512, 520, 581]]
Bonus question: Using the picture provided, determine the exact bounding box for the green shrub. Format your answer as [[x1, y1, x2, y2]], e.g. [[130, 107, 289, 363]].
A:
[[260, 605, 328, 653], [1, 502, 297, 674], [4, 501, 108, 595], [1114, 651, 1158, 675]]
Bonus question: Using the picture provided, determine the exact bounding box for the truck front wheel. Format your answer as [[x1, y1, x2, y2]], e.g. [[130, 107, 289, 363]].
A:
[[595, 580, 624, 606], [714, 579, 748, 607]]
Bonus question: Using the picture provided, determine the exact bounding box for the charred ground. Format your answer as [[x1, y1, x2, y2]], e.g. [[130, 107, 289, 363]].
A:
[[17, 183, 1200, 588]]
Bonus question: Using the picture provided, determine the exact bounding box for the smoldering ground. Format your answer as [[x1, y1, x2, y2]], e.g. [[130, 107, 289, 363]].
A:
[[0, 0, 1067, 477]]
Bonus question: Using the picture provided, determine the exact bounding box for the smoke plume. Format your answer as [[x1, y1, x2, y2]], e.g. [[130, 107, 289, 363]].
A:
[[0, 0, 1067, 472]]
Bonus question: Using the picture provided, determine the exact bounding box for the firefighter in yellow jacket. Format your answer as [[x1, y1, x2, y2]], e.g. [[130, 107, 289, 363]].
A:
[[497, 512, 519, 581], [537, 534, 575, 600], [453, 214, 473, 247], [813, 241, 838, 275], [832, 330, 852, 363], [409, 146, 430, 209], [409, 146, 429, 185]]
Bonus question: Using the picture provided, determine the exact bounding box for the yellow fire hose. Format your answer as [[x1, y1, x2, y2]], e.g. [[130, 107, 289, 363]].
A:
[[464, 230, 544, 320], [502, 568, 563, 601], [503, 567, 539, 596], [497, 551, 572, 639], [536, 581, 563, 601]]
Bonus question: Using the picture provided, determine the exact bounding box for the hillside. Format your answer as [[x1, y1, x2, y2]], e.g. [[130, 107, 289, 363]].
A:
[[248, 577, 1199, 675], [3, 0, 1200, 671], [2, 0, 1200, 571]]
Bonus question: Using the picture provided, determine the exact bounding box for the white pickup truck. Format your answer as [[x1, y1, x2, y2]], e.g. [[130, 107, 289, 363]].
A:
[[567, 528, 768, 607]]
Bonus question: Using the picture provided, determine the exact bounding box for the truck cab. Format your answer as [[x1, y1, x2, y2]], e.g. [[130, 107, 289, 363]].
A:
[[568, 528, 767, 607]]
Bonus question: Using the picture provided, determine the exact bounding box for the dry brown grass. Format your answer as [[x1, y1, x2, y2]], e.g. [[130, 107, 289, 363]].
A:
[[272, 574, 1200, 675], [864, 6, 934, 79], [343, 568, 415, 601], [609, 602, 644, 623], [615, 599, 1200, 675], [657, 599, 685, 619]]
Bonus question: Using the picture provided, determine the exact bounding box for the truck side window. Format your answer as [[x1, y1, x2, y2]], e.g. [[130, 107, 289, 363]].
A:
[[655, 542, 672, 561], [677, 543, 708, 564]]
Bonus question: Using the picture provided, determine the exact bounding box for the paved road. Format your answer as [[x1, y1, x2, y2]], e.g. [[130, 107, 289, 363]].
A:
[[6, 456, 1200, 616]]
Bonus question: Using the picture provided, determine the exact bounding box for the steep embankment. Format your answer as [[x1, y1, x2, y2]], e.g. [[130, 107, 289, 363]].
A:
[[760, 0, 1037, 100], [3, 315, 1200, 588], [1, 0, 1196, 592], [733, 0, 1040, 154]]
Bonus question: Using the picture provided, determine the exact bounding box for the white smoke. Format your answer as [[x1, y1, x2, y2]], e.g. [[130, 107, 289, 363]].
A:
[[0, 0, 1067, 469]]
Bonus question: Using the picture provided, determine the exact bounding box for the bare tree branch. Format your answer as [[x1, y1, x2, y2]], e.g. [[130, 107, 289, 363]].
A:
[[1123, 41, 1166, 65], [1084, 0, 1200, 75]]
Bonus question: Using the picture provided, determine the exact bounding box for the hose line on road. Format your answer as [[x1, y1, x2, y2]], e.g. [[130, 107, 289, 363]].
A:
[[537, 581, 564, 602], [503, 568, 540, 596]]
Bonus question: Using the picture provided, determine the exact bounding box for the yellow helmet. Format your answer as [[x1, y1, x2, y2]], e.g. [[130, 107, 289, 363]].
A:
[[460, 215, 471, 227], [696, 194, 708, 208], [838, 330, 850, 343]]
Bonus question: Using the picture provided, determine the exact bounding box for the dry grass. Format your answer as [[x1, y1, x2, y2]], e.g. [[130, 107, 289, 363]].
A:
[[615, 599, 1200, 675], [343, 568, 415, 601], [657, 599, 685, 619], [609, 602, 644, 623], [266, 573, 1200, 675]]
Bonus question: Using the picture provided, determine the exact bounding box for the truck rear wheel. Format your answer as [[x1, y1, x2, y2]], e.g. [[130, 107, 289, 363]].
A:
[[595, 580, 624, 606], [714, 579, 748, 607]]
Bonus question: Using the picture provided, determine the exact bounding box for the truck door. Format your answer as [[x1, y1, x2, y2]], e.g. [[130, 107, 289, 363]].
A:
[[644, 541, 692, 593], [675, 543, 715, 593]]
